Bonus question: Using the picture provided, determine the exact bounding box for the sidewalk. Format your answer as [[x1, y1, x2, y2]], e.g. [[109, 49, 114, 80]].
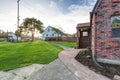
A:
[[58, 48, 111, 80], [29, 59, 79, 80], [0, 64, 45, 80]]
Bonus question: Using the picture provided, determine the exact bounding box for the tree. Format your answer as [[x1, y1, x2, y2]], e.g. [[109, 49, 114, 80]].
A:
[[15, 29, 21, 37], [0, 29, 7, 38], [21, 17, 44, 41]]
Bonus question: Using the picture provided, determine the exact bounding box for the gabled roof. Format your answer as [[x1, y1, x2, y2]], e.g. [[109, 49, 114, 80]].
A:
[[45, 26, 67, 36], [77, 22, 90, 28], [92, 0, 102, 13], [50, 26, 63, 33]]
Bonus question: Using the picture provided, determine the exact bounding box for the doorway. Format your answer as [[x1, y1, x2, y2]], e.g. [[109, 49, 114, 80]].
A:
[[79, 29, 91, 48]]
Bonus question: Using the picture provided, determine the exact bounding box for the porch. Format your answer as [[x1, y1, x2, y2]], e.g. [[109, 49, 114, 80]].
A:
[[76, 23, 91, 49]]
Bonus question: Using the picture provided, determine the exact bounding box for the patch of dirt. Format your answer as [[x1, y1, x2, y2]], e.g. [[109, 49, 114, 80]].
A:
[[75, 50, 120, 79]]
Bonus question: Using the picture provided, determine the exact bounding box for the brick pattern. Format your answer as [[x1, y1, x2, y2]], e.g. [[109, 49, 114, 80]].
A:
[[93, 0, 120, 60]]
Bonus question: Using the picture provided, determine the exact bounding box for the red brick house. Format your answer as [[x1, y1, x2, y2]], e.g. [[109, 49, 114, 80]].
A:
[[76, 23, 91, 48], [90, 0, 120, 64]]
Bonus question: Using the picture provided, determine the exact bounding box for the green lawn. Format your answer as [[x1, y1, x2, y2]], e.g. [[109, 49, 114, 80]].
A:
[[0, 41, 63, 71], [53, 41, 76, 48]]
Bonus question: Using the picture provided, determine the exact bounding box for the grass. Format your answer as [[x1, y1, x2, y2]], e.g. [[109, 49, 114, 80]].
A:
[[0, 41, 63, 71], [53, 41, 76, 48]]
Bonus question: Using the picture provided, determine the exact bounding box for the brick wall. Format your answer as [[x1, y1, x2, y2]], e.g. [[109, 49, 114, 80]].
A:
[[92, 0, 120, 60]]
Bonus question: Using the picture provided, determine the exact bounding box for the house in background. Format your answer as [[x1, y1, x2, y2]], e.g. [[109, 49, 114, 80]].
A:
[[41, 26, 66, 40], [90, 0, 120, 64], [8, 32, 21, 42], [76, 23, 91, 48]]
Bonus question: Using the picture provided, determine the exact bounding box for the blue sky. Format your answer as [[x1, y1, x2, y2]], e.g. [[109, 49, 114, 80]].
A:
[[0, 0, 97, 34]]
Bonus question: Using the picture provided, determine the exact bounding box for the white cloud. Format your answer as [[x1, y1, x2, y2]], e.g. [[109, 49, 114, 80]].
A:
[[49, 1, 62, 16], [68, 5, 91, 15], [38, 2, 94, 34], [58, 0, 64, 2], [0, 0, 96, 34], [44, 5, 92, 34], [0, 11, 17, 32], [49, 1, 56, 8]]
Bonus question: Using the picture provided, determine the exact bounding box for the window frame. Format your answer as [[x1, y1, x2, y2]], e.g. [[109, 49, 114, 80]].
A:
[[111, 15, 120, 38], [82, 31, 88, 37]]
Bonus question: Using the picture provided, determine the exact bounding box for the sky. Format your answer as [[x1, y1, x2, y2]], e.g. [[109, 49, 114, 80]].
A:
[[0, 0, 97, 34]]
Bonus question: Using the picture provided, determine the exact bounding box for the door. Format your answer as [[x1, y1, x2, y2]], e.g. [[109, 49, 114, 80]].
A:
[[79, 29, 91, 48]]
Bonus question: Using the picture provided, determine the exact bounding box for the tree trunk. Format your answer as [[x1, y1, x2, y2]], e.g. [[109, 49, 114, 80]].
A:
[[31, 29, 35, 41], [32, 33, 34, 41], [17, 36, 18, 42]]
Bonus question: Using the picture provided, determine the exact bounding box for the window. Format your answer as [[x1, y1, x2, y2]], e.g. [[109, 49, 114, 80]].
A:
[[82, 31, 88, 37], [46, 34, 48, 37], [48, 28, 50, 32], [52, 34, 54, 36], [111, 16, 120, 38]]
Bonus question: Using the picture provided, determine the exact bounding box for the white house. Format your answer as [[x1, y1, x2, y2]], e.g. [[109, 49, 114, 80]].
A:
[[41, 26, 66, 40], [8, 32, 21, 41]]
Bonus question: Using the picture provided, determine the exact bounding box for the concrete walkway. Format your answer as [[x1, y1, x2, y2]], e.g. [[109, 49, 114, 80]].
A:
[[29, 59, 79, 80], [50, 42, 69, 50], [0, 64, 45, 80], [59, 48, 110, 80], [50, 42, 110, 80]]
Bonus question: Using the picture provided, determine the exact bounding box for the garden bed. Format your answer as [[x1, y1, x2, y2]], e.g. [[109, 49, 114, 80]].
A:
[[75, 50, 120, 79]]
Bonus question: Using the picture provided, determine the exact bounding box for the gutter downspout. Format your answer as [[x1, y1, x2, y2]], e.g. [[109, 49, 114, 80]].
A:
[[90, 12, 103, 68]]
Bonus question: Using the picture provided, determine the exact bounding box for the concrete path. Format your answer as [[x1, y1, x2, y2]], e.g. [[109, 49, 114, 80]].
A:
[[59, 48, 110, 80], [0, 64, 45, 80], [29, 59, 79, 80], [50, 42, 69, 50], [51, 43, 110, 80], [0, 59, 79, 80]]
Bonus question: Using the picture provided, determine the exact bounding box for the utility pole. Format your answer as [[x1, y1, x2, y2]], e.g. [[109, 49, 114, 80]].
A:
[[17, 0, 20, 29], [17, 0, 20, 41]]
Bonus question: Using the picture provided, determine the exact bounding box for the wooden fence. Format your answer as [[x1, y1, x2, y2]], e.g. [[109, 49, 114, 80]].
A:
[[45, 37, 76, 42]]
